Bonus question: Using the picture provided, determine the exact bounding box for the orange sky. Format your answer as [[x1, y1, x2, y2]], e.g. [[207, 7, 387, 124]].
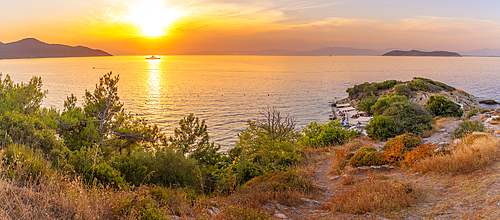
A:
[[1, 0, 499, 55]]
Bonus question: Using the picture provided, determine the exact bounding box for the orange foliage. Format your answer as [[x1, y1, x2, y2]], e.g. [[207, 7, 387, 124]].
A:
[[405, 143, 435, 166]]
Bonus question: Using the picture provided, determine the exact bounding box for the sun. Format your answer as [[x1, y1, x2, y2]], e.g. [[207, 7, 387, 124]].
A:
[[129, 1, 184, 37]]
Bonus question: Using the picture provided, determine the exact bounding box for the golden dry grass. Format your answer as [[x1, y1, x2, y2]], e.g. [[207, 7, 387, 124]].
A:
[[0, 176, 116, 219], [330, 177, 419, 214], [328, 149, 349, 175], [410, 135, 500, 174]]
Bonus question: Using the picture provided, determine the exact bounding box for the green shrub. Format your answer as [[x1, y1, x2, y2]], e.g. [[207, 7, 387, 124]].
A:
[[299, 120, 357, 148], [374, 100, 433, 140], [466, 109, 479, 119], [394, 84, 412, 97], [114, 147, 202, 189], [68, 146, 125, 188], [358, 145, 378, 152], [410, 77, 455, 92], [363, 85, 377, 95], [383, 133, 421, 152], [370, 94, 407, 116], [2, 144, 53, 181], [349, 145, 388, 167], [365, 116, 397, 140], [426, 95, 463, 117], [357, 95, 378, 114], [0, 111, 60, 152], [454, 120, 485, 139], [374, 80, 397, 90]]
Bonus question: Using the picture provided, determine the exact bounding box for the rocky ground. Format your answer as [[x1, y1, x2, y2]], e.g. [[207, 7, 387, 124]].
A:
[[264, 108, 500, 219]]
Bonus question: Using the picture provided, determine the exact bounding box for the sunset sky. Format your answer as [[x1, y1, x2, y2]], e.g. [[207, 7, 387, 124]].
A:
[[1, 0, 499, 55]]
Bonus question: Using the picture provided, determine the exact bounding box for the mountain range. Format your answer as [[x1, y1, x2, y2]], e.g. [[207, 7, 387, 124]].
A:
[[1, 38, 499, 58], [0, 38, 112, 59], [184, 47, 382, 56]]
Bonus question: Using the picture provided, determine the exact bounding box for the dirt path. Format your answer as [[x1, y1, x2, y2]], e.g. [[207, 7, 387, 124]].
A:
[[285, 113, 500, 219]]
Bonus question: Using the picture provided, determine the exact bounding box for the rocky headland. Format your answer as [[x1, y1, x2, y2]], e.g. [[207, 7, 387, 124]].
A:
[[339, 77, 483, 112]]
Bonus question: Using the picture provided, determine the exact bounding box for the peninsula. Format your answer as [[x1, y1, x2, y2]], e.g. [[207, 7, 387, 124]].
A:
[[382, 50, 462, 57], [0, 38, 112, 59]]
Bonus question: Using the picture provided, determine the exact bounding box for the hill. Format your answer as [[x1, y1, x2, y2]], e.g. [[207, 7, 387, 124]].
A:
[[0, 38, 112, 59], [185, 47, 382, 56], [382, 49, 462, 57]]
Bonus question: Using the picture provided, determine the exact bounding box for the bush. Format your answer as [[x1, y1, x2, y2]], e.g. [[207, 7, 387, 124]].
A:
[[68, 146, 126, 188], [374, 80, 397, 90], [114, 148, 202, 190], [349, 145, 387, 167], [370, 94, 407, 116], [300, 120, 356, 148], [0, 111, 60, 152], [365, 116, 397, 140], [454, 120, 485, 139], [383, 133, 421, 164], [368, 99, 433, 140], [357, 95, 378, 114], [426, 95, 463, 117], [2, 144, 54, 181], [405, 143, 435, 166], [466, 108, 479, 119], [394, 84, 412, 97], [383, 133, 421, 152], [410, 77, 455, 92], [382, 101, 433, 135]]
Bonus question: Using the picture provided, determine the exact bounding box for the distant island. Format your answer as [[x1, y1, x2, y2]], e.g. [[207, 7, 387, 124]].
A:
[[0, 38, 112, 59], [382, 50, 462, 57]]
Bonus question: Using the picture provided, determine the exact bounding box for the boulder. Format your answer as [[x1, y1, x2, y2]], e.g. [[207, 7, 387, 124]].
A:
[[479, 100, 500, 105]]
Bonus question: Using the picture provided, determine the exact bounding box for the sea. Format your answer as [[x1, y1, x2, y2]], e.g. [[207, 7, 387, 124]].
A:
[[1, 55, 499, 151]]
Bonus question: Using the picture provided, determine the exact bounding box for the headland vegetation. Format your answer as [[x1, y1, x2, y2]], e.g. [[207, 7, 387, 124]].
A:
[[0, 73, 499, 219]]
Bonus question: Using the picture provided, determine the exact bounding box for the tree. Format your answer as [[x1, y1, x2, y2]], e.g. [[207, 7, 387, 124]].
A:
[[58, 72, 162, 152], [257, 106, 296, 141], [167, 113, 223, 167], [0, 74, 47, 115]]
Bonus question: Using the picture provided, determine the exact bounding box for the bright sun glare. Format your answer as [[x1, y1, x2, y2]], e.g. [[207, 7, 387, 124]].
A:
[[129, 1, 184, 37]]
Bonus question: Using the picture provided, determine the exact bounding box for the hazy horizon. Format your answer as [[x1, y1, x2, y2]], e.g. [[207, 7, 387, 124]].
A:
[[1, 0, 499, 55]]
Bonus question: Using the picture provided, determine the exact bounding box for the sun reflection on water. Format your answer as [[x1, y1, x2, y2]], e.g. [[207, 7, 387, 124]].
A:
[[146, 59, 163, 110]]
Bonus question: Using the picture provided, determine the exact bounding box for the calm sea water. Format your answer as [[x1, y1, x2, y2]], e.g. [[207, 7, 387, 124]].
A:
[[1, 56, 499, 150]]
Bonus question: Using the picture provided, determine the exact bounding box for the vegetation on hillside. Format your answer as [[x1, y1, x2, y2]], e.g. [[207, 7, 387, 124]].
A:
[[1, 73, 498, 219], [0, 72, 358, 219]]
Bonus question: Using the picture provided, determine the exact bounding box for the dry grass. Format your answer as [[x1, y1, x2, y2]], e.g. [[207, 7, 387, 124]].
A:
[[330, 177, 419, 214], [410, 135, 500, 174], [433, 117, 456, 130], [328, 150, 349, 175], [0, 175, 116, 219]]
